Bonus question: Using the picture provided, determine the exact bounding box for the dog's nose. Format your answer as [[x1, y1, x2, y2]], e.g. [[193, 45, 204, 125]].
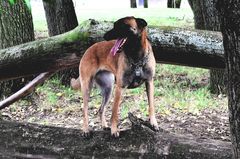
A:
[[130, 27, 137, 33]]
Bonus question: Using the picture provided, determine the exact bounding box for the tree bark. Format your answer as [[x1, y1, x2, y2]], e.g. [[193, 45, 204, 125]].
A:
[[42, 0, 78, 37], [43, 0, 79, 85], [0, 116, 232, 159], [130, 0, 137, 8], [0, 20, 225, 81], [216, 1, 240, 158], [167, 0, 181, 8], [0, 0, 34, 99], [188, 0, 227, 94], [144, 0, 148, 8]]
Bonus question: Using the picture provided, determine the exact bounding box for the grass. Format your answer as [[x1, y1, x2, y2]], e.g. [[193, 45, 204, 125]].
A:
[[32, 8, 194, 31], [31, 63, 227, 120], [77, 8, 193, 26], [119, 64, 227, 118]]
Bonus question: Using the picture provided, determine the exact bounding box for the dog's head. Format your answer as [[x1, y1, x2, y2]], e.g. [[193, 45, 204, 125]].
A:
[[104, 16, 147, 40], [104, 17, 147, 55]]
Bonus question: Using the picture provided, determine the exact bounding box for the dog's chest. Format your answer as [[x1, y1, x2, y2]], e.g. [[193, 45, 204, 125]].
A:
[[122, 64, 153, 89]]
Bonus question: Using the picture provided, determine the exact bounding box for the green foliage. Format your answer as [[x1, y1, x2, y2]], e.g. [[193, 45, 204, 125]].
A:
[[8, 0, 15, 5], [121, 104, 130, 119], [8, 0, 31, 9], [36, 77, 67, 106], [24, 0, 31, 9]]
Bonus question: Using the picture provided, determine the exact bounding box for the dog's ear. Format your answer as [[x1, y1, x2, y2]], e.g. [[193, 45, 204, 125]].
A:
[[103, 28, 117, 41], [136, 18, 147, 28], [113, 18, 126, 28], [104, 19, 125, 40]]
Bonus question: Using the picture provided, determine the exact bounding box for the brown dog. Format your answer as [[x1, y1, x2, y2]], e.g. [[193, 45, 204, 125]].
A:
[[71, 16, 159, 137]]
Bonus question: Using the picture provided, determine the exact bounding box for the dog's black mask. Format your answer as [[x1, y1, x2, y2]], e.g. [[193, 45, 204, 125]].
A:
[[104, 17, 147, 41]]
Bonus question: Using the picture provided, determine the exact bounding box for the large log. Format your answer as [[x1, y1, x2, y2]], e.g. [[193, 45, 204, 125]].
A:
[[0, 19, 224, 81], [0, 114, 232, 159]]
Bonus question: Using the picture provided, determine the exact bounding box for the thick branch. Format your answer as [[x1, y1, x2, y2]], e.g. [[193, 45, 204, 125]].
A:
[[0, 20, 224, 81], [0, 115, 232, 159], [0, 72, 53, 110]]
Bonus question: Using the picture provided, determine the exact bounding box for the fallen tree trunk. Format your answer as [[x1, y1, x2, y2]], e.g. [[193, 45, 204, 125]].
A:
[[0, 114, 232, 159], [149, 28, 224, 69], [0, 19, 224, 81]]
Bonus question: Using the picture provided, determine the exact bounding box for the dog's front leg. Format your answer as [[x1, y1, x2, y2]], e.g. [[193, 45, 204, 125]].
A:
[[145, 79, 159, 131], [111, 85, 122, 137]]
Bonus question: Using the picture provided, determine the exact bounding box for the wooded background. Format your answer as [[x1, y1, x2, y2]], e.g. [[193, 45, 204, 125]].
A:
[[0, 0, 240, 158]]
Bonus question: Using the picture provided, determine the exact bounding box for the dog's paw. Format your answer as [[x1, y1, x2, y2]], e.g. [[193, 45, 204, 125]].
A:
[[149, 117, 159, 132], [111, 131, 120, 138], [111, 127, 120, 138], [82, 130, 93, 138], [152, 124, 159, 132]]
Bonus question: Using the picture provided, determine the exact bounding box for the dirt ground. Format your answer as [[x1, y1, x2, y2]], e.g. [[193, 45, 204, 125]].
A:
[[1, 93, 230, 142]]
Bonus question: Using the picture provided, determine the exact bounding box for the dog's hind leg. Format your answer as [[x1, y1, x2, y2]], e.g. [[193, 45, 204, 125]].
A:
[[80, 76, 93, 137], [95, 70, 115, 129]]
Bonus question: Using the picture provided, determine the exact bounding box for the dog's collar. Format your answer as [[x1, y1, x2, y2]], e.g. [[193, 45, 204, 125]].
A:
[[128, 51, 150, 77], [128, 53, 149, 67]]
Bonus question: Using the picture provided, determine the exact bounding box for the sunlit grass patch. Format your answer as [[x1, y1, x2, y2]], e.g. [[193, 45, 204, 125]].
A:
[[33, 8, 194, 32], [116, 64, 227, 118], [153, 64, 227, 116]]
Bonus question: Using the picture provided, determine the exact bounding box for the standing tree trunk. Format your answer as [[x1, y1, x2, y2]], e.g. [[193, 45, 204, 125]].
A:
[[144, 0, 148, 8], [0, 0, 34, 99], [216, 1, 240, 158], [130, 0, 137, 8], [188, 0, 227, 94], [43, 0, 79, 85], [42, 0, 78, 36], [167, 0, 182, 8]]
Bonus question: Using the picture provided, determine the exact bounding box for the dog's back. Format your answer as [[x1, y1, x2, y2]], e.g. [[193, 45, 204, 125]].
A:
[[70, 40, 116, 90]]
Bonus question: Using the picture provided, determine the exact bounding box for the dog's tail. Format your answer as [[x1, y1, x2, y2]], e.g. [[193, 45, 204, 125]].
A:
[[70, 77, 81, 90]]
